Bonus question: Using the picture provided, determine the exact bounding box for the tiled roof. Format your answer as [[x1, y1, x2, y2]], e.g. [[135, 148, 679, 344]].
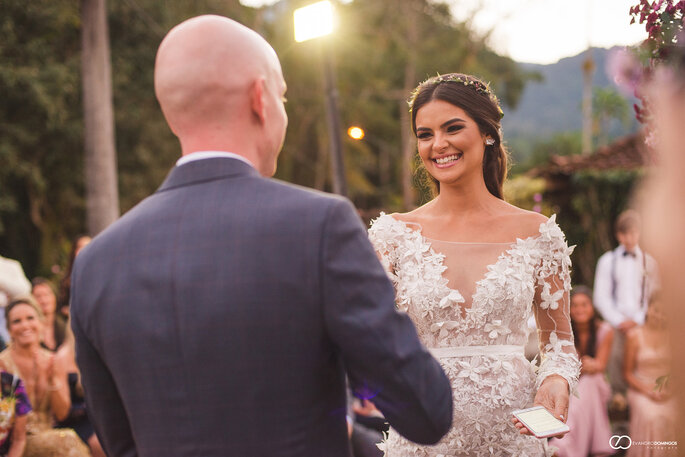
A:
[[530, 132, 652, 177]]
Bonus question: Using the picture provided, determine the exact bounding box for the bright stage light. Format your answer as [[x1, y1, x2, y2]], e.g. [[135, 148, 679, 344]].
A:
[[294, 1, 334, 43]]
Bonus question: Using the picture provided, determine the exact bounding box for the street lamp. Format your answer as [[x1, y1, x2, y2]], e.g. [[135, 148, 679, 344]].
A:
[[347, 126, 365, 140], [294, 1, 334, 43], [294, 1, 347, 196], [347, 125, 392, 192]]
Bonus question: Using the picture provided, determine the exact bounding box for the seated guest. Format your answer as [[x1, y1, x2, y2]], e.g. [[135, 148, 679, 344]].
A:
[[624, 292, 677, 456], [550, 285, 615, 456], [55, 325, 105, 456], [0, 369, 31, 457], [0, 298, 89, 457], [30, 278, 66, 351]]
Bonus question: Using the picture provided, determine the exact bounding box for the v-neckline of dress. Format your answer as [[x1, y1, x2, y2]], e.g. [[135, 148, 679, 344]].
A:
[[387, 214, 547, 319]]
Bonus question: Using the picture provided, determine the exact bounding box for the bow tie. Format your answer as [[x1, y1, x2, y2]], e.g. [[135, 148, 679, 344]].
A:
[[623, 251, 636, 258]]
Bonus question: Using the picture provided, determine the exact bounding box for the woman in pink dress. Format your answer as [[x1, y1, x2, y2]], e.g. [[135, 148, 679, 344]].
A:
[[624, 293, 677, 457], [550, 285, 615, 456]]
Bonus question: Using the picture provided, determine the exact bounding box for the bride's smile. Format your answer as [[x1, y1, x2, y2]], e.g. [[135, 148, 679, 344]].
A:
[[432, 152, 463, 167]]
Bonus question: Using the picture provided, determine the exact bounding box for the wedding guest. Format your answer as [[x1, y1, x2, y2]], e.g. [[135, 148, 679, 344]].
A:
[[0, 369, 31, 457], [624, 293, 677, 456], [30, 278, 66, 351], [55, 325, 105, 457], [550, 285, 615, 457], [57, 235, 91, 318], [0, 297, 89, 456], [593, 210, 658, 395]]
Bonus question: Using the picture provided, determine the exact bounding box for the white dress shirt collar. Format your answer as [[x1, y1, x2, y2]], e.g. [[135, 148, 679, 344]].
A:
[[617, 244, 643, 258], [176, 151, 255, 169]]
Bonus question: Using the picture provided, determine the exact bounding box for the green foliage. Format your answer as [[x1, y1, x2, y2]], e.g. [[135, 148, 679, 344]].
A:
[[0, 0, 534, 276], [0, 0, 82, 276], [553, 169, 643, 285], [503, 176, 550, 213], [592, 87, 631, 146], [511, 131, 581, 174]]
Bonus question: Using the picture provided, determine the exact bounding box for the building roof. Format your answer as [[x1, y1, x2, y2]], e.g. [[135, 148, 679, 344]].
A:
[[530, 132, 651, 178]]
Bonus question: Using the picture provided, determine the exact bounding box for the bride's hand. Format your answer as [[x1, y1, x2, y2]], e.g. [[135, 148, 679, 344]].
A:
[[512, 374, 569, 437]]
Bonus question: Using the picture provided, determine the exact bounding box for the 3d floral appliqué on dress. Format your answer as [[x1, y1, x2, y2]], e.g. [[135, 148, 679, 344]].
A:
[[368, 213, 580, 457]]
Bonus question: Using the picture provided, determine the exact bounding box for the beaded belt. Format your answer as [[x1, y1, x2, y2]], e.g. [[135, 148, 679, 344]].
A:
[[429, 345, 525, 358]]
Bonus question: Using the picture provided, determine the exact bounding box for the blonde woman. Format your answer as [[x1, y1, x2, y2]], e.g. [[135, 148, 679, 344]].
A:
[[0, 297, 88, 457]]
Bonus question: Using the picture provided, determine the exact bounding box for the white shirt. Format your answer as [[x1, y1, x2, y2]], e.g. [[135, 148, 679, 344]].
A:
[[593, 245, 659, 327], [176, 151, 255, 169]]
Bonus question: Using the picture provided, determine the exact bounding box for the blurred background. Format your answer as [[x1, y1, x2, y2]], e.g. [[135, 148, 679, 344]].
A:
[[0, 0, 647, 287]]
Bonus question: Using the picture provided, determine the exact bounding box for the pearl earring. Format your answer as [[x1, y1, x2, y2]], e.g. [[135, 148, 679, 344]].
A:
[[485, 137, 495, 146]]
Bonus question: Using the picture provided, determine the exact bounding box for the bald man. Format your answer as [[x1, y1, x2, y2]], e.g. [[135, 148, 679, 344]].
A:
[[70, 15, 452, 457]]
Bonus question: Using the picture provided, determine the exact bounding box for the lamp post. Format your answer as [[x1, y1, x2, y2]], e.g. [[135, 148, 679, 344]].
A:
[[347, 125, 392, 192], [347, 126, 365, 140], [294, 1, 347, 196]]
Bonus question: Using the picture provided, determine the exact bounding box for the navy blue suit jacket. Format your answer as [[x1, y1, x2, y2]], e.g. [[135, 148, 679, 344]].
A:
[[71, 158, 452, 457]]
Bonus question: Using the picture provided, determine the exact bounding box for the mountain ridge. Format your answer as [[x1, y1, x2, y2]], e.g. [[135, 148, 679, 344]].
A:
[[503, 46, 639, 148]]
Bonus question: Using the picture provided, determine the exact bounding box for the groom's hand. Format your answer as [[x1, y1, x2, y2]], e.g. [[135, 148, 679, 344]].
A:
[[512, 374, 569, 438]]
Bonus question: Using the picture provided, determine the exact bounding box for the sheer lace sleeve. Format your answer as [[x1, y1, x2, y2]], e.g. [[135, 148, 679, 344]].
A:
[[533, 216, 581, 392], [368, 213, 401, 283]]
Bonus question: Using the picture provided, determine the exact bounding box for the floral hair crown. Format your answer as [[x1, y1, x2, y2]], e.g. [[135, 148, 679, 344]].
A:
[[409, 73, 504, 119]]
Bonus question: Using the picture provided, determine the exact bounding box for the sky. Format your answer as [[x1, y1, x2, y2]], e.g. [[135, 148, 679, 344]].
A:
[[239, 0, 648, 65], [447, 0, 647, 64]]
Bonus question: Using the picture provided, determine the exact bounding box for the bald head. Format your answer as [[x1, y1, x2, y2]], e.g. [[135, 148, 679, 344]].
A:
[[154, 15, 287, 174]]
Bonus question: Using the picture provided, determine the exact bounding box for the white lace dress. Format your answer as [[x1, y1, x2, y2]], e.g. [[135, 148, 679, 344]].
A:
[[368, 213, 581, 457]]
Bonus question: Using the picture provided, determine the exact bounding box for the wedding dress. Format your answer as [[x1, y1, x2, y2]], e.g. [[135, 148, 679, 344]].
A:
[[368, 213, 580, 457]]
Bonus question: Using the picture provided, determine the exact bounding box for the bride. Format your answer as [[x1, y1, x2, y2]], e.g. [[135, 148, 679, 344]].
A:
[[369, 73, 580, 456]]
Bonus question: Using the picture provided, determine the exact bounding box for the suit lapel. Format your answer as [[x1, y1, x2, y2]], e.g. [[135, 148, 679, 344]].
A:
[[156, 157, 260, 193]]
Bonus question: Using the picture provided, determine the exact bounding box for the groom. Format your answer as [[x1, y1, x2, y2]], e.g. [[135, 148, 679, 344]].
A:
[[70, 15, 452, 457]]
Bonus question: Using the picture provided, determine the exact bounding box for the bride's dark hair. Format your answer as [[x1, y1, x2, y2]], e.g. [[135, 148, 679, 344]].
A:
[[409, 73, 508, 199]]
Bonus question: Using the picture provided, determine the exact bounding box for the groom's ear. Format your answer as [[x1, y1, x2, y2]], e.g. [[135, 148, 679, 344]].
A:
[[250, 77, 267, 125]]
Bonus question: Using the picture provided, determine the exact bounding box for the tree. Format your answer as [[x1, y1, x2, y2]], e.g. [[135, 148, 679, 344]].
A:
[[276, 0, 535, 211], [592, 87, 631, 147], [1, 0, 534, 275], [0, 0, 83, 276], [81, 0, 119, 235], [514, 131, 582, 173]]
